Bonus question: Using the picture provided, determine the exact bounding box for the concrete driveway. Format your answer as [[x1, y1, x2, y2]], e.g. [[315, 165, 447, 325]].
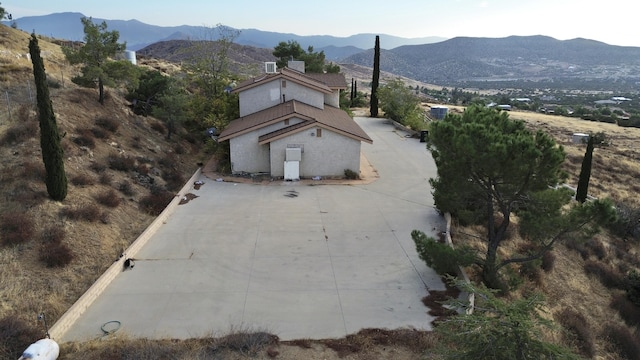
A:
[[61, 117, 446, 342]]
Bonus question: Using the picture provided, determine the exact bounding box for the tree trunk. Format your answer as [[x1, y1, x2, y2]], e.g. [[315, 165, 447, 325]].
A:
[[98, 77, 105, 104], [576, 135, 594, 203]]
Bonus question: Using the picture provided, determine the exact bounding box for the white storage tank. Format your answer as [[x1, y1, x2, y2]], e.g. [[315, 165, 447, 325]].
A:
[[430, 106, 449, 119], [19, 338, 59, 360], [572, 133, 589, 144], [124, 50, 136, 65]]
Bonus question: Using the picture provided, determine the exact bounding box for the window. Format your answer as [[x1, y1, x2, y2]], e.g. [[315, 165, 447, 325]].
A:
[[316, 128, 322, 137], [282, 80, 286, 88], [284, 119, 289, 125]]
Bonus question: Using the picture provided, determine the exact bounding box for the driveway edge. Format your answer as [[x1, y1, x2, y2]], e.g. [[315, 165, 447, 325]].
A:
[[48, 167, 203, 341]]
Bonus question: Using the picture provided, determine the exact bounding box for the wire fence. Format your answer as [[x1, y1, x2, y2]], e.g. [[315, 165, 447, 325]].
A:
[[1, 80, 37, 124]]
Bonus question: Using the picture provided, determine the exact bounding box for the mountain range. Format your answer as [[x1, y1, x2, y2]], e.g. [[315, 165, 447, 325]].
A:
[[341, 36, 640, 91], [5, 12, 640, 91], [2, 12, 445, 59]]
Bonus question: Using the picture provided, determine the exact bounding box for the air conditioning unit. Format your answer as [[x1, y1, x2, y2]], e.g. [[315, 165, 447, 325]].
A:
[[265, 62, 277, 73]]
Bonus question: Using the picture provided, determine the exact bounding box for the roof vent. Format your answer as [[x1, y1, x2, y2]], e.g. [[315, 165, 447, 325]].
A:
[[265, 62, 277, 73]]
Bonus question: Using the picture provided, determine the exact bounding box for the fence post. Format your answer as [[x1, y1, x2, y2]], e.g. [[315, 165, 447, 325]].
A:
[[5, 91, 11, 122]]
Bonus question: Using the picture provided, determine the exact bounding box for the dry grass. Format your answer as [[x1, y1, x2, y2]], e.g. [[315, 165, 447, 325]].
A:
[[0, 24, 204, 358]]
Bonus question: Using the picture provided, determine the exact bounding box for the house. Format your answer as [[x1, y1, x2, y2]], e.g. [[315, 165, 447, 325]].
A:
[[218, 62, 372, 179]]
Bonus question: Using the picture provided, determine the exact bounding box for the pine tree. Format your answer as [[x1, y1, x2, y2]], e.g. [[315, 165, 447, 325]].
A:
[[29, 33, 67, 201], [370, 35, 380, 117], [576, 135, 594, 203]]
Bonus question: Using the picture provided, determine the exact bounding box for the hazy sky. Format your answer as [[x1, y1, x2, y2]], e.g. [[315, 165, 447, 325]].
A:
[[4, 0, 639, 47]]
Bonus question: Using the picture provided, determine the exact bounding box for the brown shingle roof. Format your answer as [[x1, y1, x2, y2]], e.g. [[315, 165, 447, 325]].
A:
[[304, 73, 347, 89], [232, 67, 332, 94], [218, 100, 372, 144]]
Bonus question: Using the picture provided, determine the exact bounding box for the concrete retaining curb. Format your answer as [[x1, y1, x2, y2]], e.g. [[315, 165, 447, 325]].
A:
[[48, 167, 203, 341], [444, 212, 475, 315]]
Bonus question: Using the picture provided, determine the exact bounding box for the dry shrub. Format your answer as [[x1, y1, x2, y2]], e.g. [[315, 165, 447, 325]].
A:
[[60, 203, 105, 222], [90, 161, 107, 173], [610, 294, 640, 329], [0, 315, 44, 359], [0, 212, 35, 246], [566, 239, 591, 260], [583, 260, 625, 289], [320, 338, 361, 357], [288, 339, 312, 349], [70, 173, 95, 186], [6, 183, 47, 207], [40, 225, 65, 244], [0, 119, 39, 145], [556, 308, 596, 358], [352, 328, 438, 353], [21, 161, 46, 181], [174, 143, 186, 155], [585, 238, 607, 260], [95, 189, 121, 208], [344, 168, 360, 180], [212, 329, 278, 356], [162, 168, 186, 191], [131, 135, 142, 149], [603, 324, 640, 360], [95, 116, 120, 132], [108, 153, 135, 172], [72, 129, 96, 148], [422, 287, 460, 322], [541, 250, 556, 272], [99, 172, 112, 185], [150, 121, 166, 134], [118, 181, 135, 196], [139, 188, 174, 216], [39, 241, 74, 267], [90, 126, 109, 139]]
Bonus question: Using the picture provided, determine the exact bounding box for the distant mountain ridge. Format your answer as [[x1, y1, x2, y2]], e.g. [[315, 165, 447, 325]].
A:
[[342, 35, 640, 90], [2, 12, 446, 59]]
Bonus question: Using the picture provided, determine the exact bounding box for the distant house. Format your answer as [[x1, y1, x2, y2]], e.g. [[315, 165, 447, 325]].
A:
[[218, 62, 372, 179]]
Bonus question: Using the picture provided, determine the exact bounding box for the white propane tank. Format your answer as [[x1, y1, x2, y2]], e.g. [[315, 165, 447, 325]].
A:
[[18, 338, 59, 360]]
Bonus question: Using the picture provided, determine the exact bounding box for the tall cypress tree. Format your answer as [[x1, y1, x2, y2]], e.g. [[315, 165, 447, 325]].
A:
[[370, 35, 380, 117], [350, 77, 355, 104], [576, 135, 594, 203], [29, 33, 67, 201]]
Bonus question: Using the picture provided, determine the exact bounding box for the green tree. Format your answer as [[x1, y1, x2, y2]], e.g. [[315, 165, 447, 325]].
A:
[[126, 69, 171, 116], [370, 35, 380, 117], [62, 17, 127, 104], [182, 24, 240, 132], [0, 2, 7, 19], [186, 24, 240, 98], [272, 40, 332, 73], [435, 281, 581, 359], [427, 105, 615, 289], [273, 40, 305, 69], [29, 33, 67, 201], [376, 79, 424, 129], [152, 78, 189, 140]]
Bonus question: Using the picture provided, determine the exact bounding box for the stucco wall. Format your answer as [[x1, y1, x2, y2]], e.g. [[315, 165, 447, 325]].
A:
[[269, 127, 361, 178], [324, 91, 340, 108], [239, 79, 324, 116], [230, 119, 304, 174]]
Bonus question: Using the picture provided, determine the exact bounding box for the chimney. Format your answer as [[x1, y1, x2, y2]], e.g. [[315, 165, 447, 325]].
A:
[[287, 60, 305, 73]]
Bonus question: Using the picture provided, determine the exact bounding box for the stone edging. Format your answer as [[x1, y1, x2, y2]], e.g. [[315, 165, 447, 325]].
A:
[[444, 212, 475, 315], [48, 167, 203, 341]]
